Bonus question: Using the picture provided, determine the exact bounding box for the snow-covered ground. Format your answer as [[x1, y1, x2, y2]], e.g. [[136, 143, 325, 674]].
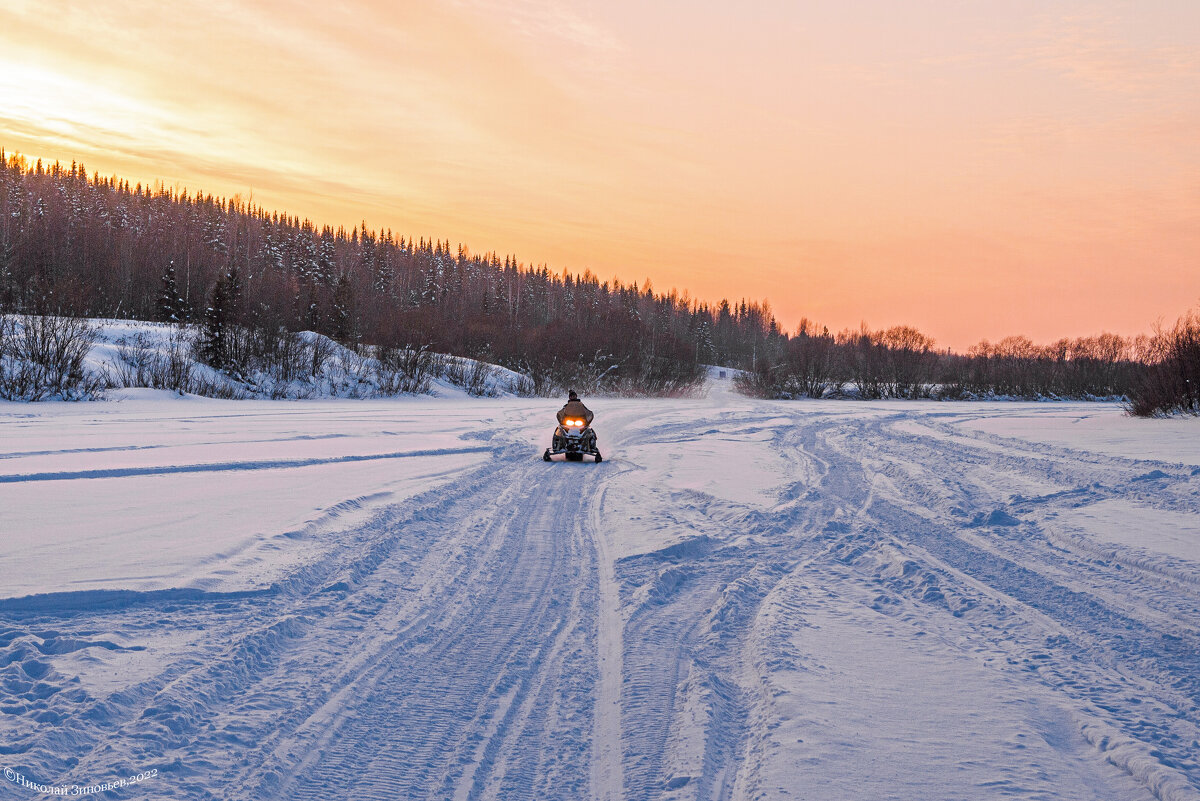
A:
[[1, 380, 1198, 800]]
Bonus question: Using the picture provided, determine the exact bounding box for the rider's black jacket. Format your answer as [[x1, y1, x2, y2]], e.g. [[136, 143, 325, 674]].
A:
[[556, 399, 594, 426]]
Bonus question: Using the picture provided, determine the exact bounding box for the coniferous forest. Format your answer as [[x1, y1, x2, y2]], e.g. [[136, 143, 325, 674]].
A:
[[0, 153, 778, 395], [0, 151, 1196, 411]]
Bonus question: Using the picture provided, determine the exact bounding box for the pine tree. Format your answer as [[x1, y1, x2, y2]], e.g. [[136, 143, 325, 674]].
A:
[[201, 277, 229, 368], [318, 227, 337, 281], [200, 267, 242, 368], [332, 275, 355, 344], [157, 261, 184, 323]]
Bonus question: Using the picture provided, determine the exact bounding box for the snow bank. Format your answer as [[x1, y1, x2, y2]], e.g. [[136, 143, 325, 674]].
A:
[[3, 316, 531, 402]]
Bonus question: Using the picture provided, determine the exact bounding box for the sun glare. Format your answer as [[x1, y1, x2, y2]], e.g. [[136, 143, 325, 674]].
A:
[[0, 58, 162, 145]]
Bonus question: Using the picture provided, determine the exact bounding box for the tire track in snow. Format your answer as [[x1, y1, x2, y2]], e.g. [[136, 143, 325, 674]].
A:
[[4, 399, 1197, 801], [249, 453, 606, 800], [2, 421, 611, 801], [0, 445, 495, 483], [801, 410, 1200, 798], [0, 450, 509, 797], [592, 476, 627, 801], [601, 402, 1199, 800]]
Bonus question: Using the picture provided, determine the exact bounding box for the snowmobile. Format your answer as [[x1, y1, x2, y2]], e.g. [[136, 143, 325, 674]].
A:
[[543, 414, 602, 462]]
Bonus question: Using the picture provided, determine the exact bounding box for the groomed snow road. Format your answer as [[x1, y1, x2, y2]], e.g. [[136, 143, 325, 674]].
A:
[[1, 385, 1198, 800]]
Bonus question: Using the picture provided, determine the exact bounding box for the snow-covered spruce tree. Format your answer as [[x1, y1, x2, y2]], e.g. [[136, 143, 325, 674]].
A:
[[157, 261, 185, 324], [0, 255, 11, 312], [332, 275, 356, 344], [0, 174, 14, 309], [199, 267, 241, 370]]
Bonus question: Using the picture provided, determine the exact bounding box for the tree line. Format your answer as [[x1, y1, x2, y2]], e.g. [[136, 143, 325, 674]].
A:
[[0, 152, 778, 395], [1, 150, 1195, 412], [736, 320, 1148, 398], [736, 317, 1199, 414]]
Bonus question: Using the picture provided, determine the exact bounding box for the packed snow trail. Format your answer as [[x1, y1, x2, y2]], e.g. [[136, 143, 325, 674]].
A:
[[1, 392, 1198, 800]]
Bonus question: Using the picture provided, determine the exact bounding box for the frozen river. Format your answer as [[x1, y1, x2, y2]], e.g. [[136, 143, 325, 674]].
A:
[[2, 386, 1198, 800]]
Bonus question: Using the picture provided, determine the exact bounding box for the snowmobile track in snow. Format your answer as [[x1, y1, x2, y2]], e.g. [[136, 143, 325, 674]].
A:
[[2, 398, 1198, 800]]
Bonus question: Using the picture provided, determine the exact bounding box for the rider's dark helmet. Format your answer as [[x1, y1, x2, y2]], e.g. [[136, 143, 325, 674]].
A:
[[568, 389, 579, 401]]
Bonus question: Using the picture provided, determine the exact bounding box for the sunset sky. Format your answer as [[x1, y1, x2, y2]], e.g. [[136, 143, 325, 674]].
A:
[[1, 0, 1197, 349]]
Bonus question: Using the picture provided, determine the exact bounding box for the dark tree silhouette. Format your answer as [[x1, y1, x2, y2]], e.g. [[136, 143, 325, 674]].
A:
[[0, 149, 1167, 402], [0, 150, 787, 394], [157, 261, 185, 323]]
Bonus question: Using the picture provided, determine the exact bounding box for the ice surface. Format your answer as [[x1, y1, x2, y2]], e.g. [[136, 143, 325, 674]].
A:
[[1, 386, 1198, 800]]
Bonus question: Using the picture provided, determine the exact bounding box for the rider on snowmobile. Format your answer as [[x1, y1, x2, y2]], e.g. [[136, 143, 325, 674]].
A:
[[544, 389, 601, 461], [557, 390, 594, 427]]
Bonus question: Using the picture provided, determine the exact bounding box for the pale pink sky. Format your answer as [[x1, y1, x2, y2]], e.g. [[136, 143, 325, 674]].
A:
[[1, 0, 1197, 348]]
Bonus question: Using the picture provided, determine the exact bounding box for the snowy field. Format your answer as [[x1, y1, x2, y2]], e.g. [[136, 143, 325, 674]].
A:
[[1, 382, 1199, 800]]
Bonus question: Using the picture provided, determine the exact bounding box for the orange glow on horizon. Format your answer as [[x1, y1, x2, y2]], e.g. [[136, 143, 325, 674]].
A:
[[1, 1, 1197, 350]]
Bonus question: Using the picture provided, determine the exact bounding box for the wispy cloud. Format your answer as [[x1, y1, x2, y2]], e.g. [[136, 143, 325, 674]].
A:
[[448, 0, 623, 55], [1, 1, 1197, 348], [1023, 10, 1200, 95]]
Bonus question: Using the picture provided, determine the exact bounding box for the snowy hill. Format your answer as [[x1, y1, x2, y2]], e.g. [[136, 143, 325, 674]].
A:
[[1, 316, 530, 401]]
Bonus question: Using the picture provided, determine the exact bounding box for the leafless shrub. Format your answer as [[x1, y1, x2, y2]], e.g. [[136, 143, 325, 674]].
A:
[[938, 333, 1143, 400], [444, 357, 500, 397], [108, 331, 194, 392], [442, 357, 467, 386], [610, 359, 706, 397], [527, 350, 704, 398], [344, 343, 369, 376], [340, 344, 374, 393], [308, 333, 337, 378], [784, 323, 841, 398], [258, 327, 308, 384], [0, 314, 102, 400], [206, 324, 311, 389], [879, 326, 937, 398], [20, 314, 97, 391], [106, 328, 246, 398], [740, 319, 1149, 403], [512, 358, 564, 397], [841, 327, 889, 399], [189, 373, 245, 400], [464, 360, 499, 397], [733, 368, 776, 398], [504, 373, 536, 397], [0, 314, 48, 400], [1127, 311, 1200, 416], [376, 344, 439, 395]]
